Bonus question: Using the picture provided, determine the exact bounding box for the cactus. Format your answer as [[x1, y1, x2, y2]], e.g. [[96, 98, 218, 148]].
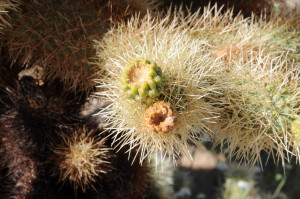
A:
[[0, 74, 83, 198], [0, 105, 37, 199], [177, 4, 300, 66], [153, 3, 300, 166], [242, 82, 296, 132], [52, 126, 111, 192], [291, 118, 300, 139], [94, 10, 223, 164], [219, 164, 261, 199], [211, 55, 300, 166], [0, 0, 20, 33], [0, 74, 157, 198], [213, 19, 300, 65], [2, 0, 160, 94], [120, 58, 163, 101]]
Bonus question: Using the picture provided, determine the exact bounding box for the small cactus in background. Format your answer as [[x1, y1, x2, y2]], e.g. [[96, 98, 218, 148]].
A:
[[52, 126, 111, 192], [219, 164, 261, 199], [120, 58, 163, 101]]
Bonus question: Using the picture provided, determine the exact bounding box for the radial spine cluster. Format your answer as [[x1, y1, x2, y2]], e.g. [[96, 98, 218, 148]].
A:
[[53, 126, 111, 192]]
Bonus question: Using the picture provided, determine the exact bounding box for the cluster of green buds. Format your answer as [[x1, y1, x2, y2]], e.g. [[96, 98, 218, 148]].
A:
[[120, 58, 163, 101], [245, 83, 295, 132], [120, 59, 179, 134]]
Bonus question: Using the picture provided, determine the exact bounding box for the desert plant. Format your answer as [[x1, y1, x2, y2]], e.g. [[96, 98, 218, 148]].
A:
[[2, 0, 160, 94], [94, 11, 224, 164], [52, 126, 111, 192], [175, 4, 300, 66], [212, 54, 300, 166]]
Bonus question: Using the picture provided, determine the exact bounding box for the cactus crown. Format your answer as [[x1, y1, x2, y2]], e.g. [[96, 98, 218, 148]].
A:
[[120, 58, 163, 101]]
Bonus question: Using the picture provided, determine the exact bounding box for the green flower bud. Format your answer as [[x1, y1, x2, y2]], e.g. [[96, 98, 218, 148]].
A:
[[120, 58, 164, 102]]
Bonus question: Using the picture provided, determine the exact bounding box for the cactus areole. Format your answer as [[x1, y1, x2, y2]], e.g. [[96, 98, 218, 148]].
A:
[[120, 58, 163, 101], [144, 101, 177, 134]]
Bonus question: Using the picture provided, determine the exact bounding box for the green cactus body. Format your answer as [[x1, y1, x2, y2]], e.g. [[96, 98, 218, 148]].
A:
[[120, 58, 163, 101], [291, 119, 300, 139], [237, 82, 295, 133]]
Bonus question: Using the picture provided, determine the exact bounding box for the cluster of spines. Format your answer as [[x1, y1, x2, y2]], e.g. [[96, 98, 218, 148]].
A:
[[52, 126, 111, 192], [242, 82, 296, 132], [181, 4, 300, 66], [1, 1, 300, 198], [1, 0, 161, 94], [94, 8, 224, 164], [210, 55, 300, 165]]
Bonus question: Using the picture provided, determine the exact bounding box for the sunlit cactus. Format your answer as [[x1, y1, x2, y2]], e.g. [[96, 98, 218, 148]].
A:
[[211, 54, 300, 166], [178, 4, 300, 66], [148, 3, 300, 166], [94, 10, 223, 164], [1, 1, 300, 198]]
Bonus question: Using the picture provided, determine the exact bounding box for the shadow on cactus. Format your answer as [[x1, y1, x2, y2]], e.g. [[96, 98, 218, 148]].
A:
[[2, 0, 160, 94], [0, 0, 21, 33]]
